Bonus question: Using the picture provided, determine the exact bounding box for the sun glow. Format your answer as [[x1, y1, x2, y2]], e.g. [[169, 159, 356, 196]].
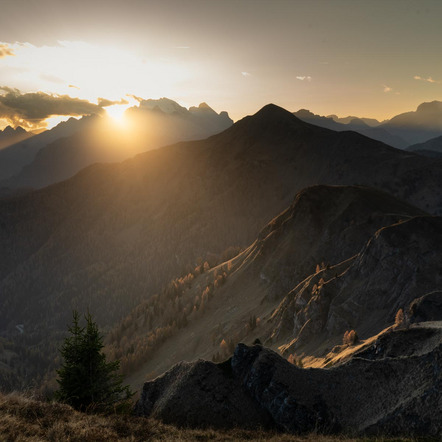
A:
[[1, 41, 194, 129], [105, 104, 130, 127], [4, 41, 192, 101]]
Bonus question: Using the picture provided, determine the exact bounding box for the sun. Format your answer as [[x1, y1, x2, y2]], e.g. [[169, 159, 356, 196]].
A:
[[105, 103, 131, 127]]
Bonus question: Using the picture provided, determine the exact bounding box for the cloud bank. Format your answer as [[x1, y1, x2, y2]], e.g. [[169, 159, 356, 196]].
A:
[[0, 87, 105, 129]]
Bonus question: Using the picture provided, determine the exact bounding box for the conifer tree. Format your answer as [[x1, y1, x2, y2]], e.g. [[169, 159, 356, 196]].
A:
[[55, 311, 133, 411]]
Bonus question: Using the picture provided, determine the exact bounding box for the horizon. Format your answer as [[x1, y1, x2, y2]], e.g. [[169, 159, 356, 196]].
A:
[[1, 0, 442, 131]]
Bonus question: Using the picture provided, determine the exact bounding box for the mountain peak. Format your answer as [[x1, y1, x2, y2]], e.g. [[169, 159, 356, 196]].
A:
[[2, 125, 16, 134], [255, 103, 294, 118], [198, 102, 212, 110], [139, 98, 188, 114], [416, 100, 442, 113], [295, 109, 315, 118], [249, 104, 310, 128], [189, 102, 217, 115]]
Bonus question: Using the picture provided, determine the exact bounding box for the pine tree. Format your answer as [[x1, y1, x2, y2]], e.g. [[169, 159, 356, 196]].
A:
[[55, 311, 133, 412]]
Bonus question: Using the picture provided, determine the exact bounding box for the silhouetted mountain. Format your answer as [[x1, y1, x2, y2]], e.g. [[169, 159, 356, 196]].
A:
[[1, 99, 233, 190], [407, 134, 442, 158], [0, 116, 97, 181], [0, 104, 441, 390], [0, 125, 32, 150], [308, 102, 442, 148], [295, 109, 408, 148], [293, 109, 344, 131], [328, 114, 382, 127], [381, 101, 442, 145]]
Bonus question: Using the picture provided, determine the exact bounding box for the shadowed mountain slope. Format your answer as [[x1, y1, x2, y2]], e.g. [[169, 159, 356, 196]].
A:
[[0, 104, 441, 389], [117, 185, 427, 387], [274, 216, 442, 356]]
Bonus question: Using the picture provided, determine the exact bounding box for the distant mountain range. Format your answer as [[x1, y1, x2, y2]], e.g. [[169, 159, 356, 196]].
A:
[[0, 125, 32, 150], [2, 99, 442, 193], [0, 115, 98, 182], [406, 134, 442, 158], [327, 114, 382, 126], [296, 100, 442, 149], [0, 99, 232, 190], [1, 103, 441, 393]]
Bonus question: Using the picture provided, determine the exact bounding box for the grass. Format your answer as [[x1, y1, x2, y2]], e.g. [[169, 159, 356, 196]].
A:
[[0, 392, 427, 441]]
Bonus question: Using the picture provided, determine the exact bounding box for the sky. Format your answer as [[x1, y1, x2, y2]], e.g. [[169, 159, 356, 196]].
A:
[[0, 0, 441, 130]]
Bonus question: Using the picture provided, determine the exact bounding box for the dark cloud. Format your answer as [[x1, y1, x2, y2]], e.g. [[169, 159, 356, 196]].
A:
[[97, 97, 129, 107], [0, 87, 105, 129], [0, 44, 14, 58]]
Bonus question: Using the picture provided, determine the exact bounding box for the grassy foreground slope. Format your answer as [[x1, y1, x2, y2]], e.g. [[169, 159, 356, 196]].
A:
[[0, 392, 420, 441]]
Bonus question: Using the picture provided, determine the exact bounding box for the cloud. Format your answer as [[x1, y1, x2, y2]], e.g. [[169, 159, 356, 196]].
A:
[[383, 85, 392, 93], [414, 75, 440, 84], [127, 94, 144, 103], [0, 43, 14, 58], [241, 71, 251, 77], [97, 97, 129, 107], [0, 87, 105, 129], [296, 76, 312, 81], [69, 84, 80, 89]]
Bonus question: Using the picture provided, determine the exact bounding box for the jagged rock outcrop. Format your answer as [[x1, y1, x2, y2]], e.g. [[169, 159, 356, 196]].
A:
[[134, 359, 273, 429], [136, 330, 442, 436]]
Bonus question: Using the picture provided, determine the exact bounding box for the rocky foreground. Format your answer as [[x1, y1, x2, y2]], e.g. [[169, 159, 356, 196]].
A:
[[136, 324, 442, 438]]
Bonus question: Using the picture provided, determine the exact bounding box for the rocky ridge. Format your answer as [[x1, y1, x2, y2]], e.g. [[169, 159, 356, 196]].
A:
[[136, 325, 442, 436]]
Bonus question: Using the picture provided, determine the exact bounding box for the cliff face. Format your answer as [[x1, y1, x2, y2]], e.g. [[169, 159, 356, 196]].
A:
[[136, 325, 442, 436]]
